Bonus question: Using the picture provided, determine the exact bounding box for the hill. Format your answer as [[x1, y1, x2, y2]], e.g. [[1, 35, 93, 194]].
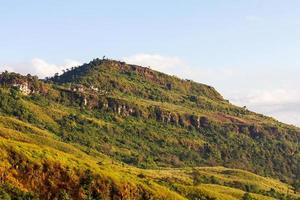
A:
[[0, 58, 299, 199]]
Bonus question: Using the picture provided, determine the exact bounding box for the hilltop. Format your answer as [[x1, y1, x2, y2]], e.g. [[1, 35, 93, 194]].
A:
[[0, 58, 299, 199]]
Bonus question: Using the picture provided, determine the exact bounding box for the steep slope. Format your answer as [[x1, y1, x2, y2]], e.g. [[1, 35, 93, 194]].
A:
[[48, 59, 299, 182], [0, 115, 298, 199], [0, 59, 299, 199]]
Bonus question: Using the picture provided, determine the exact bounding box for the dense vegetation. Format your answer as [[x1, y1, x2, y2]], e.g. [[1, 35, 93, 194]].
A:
[[0, 58, 299, 199]]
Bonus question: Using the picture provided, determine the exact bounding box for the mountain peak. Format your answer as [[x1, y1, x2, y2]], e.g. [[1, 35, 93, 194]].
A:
[[0, 57, 300, 199], [49, 58, 224, 102]]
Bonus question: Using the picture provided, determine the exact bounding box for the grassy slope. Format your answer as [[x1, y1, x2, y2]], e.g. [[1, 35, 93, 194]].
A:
[[0, 115, 298, 200], [48, 60, 300, 183], [0, 60, 299, 199]]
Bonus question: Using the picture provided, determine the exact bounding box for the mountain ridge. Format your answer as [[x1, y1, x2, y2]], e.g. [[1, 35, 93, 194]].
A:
[[0, 58, 299, 199]]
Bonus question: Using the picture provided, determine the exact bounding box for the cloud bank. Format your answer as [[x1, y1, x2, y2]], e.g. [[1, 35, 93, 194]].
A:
[[230, 88, 300, 126], [123, 54, 186, 74], [0, 58, 81, 78]]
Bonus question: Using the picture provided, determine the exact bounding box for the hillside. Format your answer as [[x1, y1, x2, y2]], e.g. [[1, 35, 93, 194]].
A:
[[0, 58, 299, 200]]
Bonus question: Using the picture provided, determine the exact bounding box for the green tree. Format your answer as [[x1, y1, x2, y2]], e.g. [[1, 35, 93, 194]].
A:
[[242, 192, 252, 200], [0, 188, 11, 200], [59, 190, 70, 200], [292, 180, 300, 193]]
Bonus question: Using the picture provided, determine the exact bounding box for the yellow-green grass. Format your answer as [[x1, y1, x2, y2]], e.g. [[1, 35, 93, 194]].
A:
[[0, 136, 186, 199], [20, 100, 58, 127], [137, 167, 297, 194], [0, 114, 298, 199], [198, 184, 275, 200]]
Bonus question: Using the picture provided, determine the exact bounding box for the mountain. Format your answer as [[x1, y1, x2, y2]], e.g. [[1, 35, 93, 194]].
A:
[[0, 58, 299, 200]]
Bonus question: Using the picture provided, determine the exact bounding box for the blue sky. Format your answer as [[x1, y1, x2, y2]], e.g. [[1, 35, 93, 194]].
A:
[[1, 0, 300, 126]]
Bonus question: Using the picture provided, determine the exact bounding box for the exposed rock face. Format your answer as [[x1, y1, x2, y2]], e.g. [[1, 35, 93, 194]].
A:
[[178, 116, 185, 127], [12, 81, 41, 95], [61, 84, 214, 129], [190, 115, 201, 128], [238, 125, 249, 134], [199, 116, 210, 128], [149, 106, 211, 128], [0, 72, 42, 95], [71, 84, 85, 92], [12, 82, 31, 95], [83, 97, 88, 106], [103, 98, 139, 117], [170, 113, 178, 124], [90, 85, 99, 92], [249, 125, 263, 139], [71, 84, 108, 95], [166, 83, 172, 90]]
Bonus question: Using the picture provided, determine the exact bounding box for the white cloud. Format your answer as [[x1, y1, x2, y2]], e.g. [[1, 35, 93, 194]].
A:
[[31, 58, 62, 78], [123, 53, 186, 73], [230, 88, 300, 126], [0, 58, 81, 78], [231, 89, 300, 106], [271, 107, 300, 126]]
